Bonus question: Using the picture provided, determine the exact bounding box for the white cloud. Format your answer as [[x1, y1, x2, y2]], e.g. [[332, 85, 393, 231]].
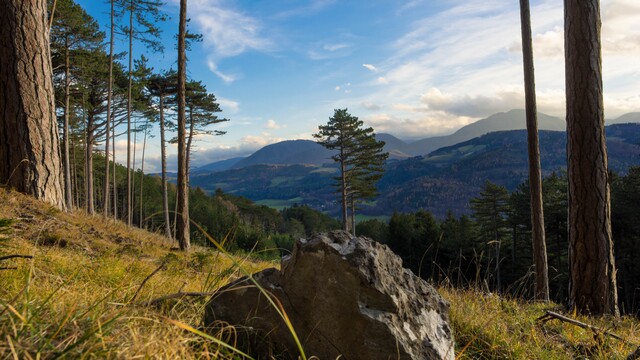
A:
[[361, 101, 382, 111], [207, 60, 238, 84], [324, 43, 350, 52], [362, 63, 378, 72], [217, 97, 240, 114], [334, 85, 341, 91], [266, 119, 284, 129], [190, 0, 273, 59]]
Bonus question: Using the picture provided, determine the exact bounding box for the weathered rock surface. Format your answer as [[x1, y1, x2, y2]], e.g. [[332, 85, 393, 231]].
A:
[[204, 231, 455, 359]]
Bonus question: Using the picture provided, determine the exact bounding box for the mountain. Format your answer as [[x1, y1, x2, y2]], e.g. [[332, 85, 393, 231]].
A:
[[403, 109, 565, 155], [232, 140, 334, 168], [190, 123, 640, 219], [192, 157, 245, 173], [610, 112, 640, 125]]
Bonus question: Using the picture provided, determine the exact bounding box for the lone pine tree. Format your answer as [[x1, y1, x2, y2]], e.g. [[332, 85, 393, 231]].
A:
[[314, 109, 387, 233]]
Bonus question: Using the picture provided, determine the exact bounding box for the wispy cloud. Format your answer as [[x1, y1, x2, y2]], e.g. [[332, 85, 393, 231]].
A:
[[184, 0, 273, 81], [362, 63, 378, 72]]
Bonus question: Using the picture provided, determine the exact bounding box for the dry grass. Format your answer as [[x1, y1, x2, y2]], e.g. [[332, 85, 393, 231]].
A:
[[0, 188, 274, 359], [441, 286, 640, 359], [2, 188, 640, 359]]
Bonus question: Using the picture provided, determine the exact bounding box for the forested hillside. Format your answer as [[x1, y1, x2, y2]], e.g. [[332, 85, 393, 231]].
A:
[[193, 123, 640, 218]]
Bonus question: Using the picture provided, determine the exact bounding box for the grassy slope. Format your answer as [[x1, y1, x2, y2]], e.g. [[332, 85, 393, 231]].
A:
[[1, 187, 639, 359]]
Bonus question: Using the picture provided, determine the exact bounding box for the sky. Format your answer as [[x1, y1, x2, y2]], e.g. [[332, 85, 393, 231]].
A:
[[75, 0, 640, 172]]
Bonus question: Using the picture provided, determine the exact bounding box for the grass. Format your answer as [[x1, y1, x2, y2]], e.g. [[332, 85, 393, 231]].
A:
[[0, 187, 274, 359], [442, 286, 640, 359], [1, 187, 639, 359]]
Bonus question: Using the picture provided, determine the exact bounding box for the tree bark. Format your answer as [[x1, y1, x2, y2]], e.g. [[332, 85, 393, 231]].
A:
[[103, 0, 115, 217], [175, 0, 190, 250], [0, 0, 65, 210], [565, 0, 619, 316], [520, 0, 549, 302], [63, 37, 73, 210], [159, 93, 172, 239], [126, 0, 134, 226]]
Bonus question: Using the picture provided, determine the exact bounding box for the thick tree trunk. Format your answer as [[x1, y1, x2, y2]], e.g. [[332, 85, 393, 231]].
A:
[[565, 0, 619, 316], [175, 0, 190, 250], [159, 94, 172, 239], [520, 0, 549, 302], [0, 0, 65, 210], [103, 0, 115, 217]]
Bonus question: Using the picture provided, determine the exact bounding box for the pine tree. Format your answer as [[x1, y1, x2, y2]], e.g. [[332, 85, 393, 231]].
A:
[[314, 109, 387, 232]]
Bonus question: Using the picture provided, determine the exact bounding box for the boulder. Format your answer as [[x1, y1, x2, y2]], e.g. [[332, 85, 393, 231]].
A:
[[204, 231, 455, 359]]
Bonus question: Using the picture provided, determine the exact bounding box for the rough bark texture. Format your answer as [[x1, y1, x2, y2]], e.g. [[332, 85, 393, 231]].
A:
[[520, 0, 549, 302], [175, 0, 190, 250], [159, 94, 172, 239], [103, 0, 115, 218], [0, 0, 65, 210], [564, 0, 619, 316], [205, 231, 455, 359]]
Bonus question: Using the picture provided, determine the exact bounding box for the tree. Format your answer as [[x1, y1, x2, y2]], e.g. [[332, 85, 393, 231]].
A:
[[175, 0, 190, 250], [49, 0, 104, 211], [119, 0, 166, 225], [0, 0, 65, 209], [564, 0, 619, 316], [314, 109, 387, 232], [184, 80, 228, 174], [347, 131, 388, 235], [470, 181, 510, 292], [147, 70, 177, 239], [519, 0, 549, 301]]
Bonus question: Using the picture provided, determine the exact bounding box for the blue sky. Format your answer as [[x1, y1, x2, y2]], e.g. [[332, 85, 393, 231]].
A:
[[76, 0, 640, 172]]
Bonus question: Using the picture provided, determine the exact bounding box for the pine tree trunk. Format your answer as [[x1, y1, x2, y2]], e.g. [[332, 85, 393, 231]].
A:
[[63, 38, 73, 209], [139, 124, 147, 228], [340, 155, 348, 231], [520, 0, 549, 302], [85, 120, 95, 215], [175, 0, 191, 250], [565, 0, 619, 316], [103, 0, 115, 217], [159, 93, 172, 239], [126, 0, 134, 226], [0, 0, 65, 210]]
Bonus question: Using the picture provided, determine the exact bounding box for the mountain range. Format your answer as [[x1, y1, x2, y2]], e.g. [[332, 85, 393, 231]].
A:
[[189, 110, 640, 218]]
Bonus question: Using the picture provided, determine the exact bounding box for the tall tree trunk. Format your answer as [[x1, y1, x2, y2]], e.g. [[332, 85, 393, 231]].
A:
[[85, 117, 95, 215], [126, 0, 134, 226], [520, 0, 549, 302], [103, 0, 115, 217], [175, 0, 190, 250], [159, 93, 172, 239], [139, 123, 147, 228], [0, 0, 65, 210], [340, 153, 348, 231], [112, 120, 118, 220], [565, 0, 619, 316], [63, 38, 73, 209]]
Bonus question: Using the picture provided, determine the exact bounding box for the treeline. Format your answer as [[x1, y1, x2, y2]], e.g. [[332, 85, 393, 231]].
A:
[[357, 169, 640, 315], [49, 0, 225, 241]]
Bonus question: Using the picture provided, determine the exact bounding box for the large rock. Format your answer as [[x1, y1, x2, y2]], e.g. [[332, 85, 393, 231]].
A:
[[204, 231, 455, 359]]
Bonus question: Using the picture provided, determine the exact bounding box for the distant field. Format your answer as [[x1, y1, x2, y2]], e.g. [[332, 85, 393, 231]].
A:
[[356, 214, 390, 222], [256, 197, 304, 210]]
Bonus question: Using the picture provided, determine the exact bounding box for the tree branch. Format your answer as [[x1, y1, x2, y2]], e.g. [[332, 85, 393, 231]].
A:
[[537, 310, 623, 341], [0, 254, 33, 261]]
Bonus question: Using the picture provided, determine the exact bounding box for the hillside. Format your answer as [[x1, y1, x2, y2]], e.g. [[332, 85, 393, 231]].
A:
[[1, 187, 639, 359], [192, 123, 640, 218]]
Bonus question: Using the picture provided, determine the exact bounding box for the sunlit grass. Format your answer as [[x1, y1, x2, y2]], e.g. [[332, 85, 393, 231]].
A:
[[441, 286, 640, 359]]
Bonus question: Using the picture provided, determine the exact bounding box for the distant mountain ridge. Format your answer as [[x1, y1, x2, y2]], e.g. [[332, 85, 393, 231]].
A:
[[195, 109, 640, 172], [190, 122, 640, 218]]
